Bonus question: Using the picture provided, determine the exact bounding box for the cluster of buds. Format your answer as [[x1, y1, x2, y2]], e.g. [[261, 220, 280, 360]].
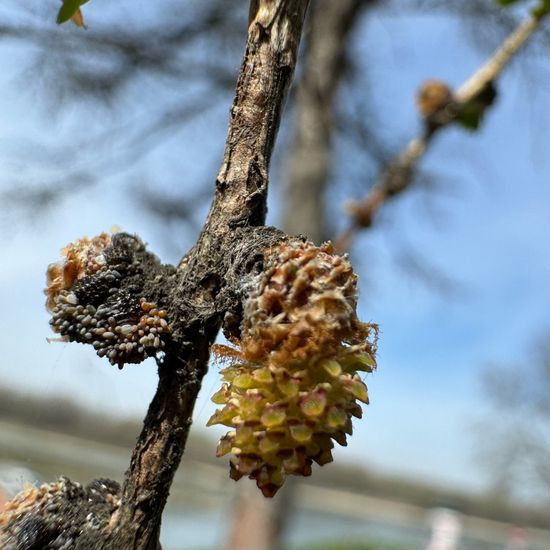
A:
[[45, 232, 170, 368], [208, 240, 377, 497]]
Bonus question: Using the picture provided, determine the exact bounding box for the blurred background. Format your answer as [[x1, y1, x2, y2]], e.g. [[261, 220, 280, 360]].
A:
[[1, 1, 550, 549]]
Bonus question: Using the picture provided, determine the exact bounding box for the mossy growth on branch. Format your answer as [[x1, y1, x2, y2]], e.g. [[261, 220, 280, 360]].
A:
[[208, 240, 378, 497]]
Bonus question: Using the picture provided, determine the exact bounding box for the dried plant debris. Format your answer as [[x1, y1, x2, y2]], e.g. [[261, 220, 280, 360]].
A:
[[45, 232, 173, 368], [208, 240, 378, 497], [0, 477, 120, 549]]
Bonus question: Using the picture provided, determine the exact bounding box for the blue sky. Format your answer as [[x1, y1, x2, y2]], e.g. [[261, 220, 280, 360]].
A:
[[1, 2, 549, 498]]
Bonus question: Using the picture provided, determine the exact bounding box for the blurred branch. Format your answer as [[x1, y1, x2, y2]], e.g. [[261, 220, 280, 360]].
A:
[[0, 0, 243, 219], [0, 96, 216, 217], [136, 185, 213, 253], [282, 0, 377, 244], [337, 8, 548, 251], [0, 1, 243, 102], [455, 13, 545, 101]]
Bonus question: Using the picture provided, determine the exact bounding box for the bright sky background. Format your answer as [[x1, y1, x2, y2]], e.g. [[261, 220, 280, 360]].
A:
[[1, 2, 549, 499]]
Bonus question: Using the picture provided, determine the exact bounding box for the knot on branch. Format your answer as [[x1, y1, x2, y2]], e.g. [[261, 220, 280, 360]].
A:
[[45, 232, 176, 368], [0, 477, 121, 549], [208, 239, 378, 497]]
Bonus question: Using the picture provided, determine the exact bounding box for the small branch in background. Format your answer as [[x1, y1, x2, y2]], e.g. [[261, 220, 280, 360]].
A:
[[0, 1, 243, 226], [455, 11, 545, 101], [0, 96, 216, 220], [478, 330, 550, 500], [337, 8, 548, 251]]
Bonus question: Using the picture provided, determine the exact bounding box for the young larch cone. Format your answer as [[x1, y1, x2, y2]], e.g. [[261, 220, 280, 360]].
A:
[[208, 240, 377, 497]]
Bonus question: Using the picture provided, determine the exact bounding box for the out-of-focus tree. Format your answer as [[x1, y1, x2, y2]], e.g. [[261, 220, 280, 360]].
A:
[[0, 0, 246, 243], [479, 332, 550, 504]]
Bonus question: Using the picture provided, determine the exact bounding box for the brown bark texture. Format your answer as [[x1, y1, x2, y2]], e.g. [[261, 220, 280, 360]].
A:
[[111, 1, 310, 547]]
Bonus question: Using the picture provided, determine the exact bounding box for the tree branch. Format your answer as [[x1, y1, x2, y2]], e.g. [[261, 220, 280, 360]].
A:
[[110, 2, 310, 548], [455, 13, 545, 102], [0, 2, 310, 549], [337, 9, 547, 251]]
